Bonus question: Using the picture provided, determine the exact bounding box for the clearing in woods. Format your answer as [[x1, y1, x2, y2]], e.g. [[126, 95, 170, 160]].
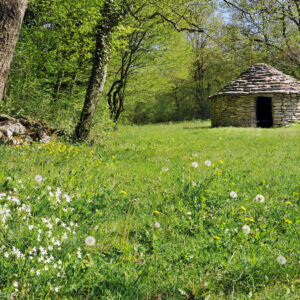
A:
[[0, 121, 299, 298]]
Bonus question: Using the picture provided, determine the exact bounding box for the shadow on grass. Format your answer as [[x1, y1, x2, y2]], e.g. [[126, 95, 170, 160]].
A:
[[183, 126, 212, 130]]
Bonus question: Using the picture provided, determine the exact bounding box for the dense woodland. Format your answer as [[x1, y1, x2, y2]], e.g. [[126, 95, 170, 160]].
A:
[[1, 0, 299, 138]]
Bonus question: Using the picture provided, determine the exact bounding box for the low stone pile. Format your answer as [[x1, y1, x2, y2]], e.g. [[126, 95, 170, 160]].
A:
[[0, 114, 62, 145]]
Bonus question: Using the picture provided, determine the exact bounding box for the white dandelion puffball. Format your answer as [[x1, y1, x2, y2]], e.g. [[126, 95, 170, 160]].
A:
[[205, 160, 211, 167], [162, 167, 169, 172], [277, 255, 287, 265], [255, 194, 265, 203], [242, 225, 251, 235], [192, 162, 198, 168], [85, 236, 96, 246], [154, 221, 161, 229], [230, 191, 238, 198], [34, 175, 43, 183]]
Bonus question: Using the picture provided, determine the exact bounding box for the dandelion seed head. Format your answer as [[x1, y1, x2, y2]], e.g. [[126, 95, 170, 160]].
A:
[[230, 191, 238, 198], [192, 162, 198, 168], [255, 194, 265, 203], [154, 221, 161, 229], [242, 225, 251, 235], [85, 236, 96, 246], [277, 255, 287, 265], [34, 175, 43, 183], [205, 160, 212, 167]]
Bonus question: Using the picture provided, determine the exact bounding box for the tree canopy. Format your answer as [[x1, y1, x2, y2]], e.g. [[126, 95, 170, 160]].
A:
[[0, 0, 299, 139]]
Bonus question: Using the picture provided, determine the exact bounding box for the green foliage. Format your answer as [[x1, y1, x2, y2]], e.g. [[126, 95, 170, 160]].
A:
[[0, 121, 299, 298], [2, 0, 299, 131]]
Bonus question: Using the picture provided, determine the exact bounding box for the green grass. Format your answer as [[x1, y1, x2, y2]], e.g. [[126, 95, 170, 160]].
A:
[[0, 121, 299, 299]]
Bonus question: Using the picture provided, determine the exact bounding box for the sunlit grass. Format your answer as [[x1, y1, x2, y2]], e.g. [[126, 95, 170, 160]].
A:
[[0, 121, 299, 298]]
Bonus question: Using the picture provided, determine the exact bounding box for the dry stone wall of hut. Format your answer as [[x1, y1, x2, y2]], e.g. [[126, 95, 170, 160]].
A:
[[211, 93, 300, 127]]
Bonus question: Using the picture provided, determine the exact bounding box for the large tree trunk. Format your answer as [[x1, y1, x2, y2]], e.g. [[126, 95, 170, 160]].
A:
[[0, 0, 28, 101], [75, 0, 126, 141]]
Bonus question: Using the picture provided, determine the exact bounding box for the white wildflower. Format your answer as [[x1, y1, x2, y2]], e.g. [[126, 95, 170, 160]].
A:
[[85, 236, 96, 246], [161, 167, 169, 172], [36, 270, 40, 276], [277, 255, 287, 265], [13, 282, 18, 288], [4, 252, 9, 258], [28, 225, 34, 230], [77, 247, 82, 259], [62, 194, 71, 202], [55, 287, 59, 293]]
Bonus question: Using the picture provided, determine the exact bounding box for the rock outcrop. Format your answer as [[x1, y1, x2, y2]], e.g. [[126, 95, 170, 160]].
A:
[[0, 114, 62, 145]]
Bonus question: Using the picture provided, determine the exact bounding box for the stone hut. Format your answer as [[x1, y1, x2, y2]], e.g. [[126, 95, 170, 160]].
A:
[[210, 63, 300, 127]]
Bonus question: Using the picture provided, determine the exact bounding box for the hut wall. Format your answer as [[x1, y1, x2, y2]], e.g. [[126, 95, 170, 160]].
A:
[[211, 93, 300, 127], [272, 94, 300, 127], [211, 95, 256, 127]]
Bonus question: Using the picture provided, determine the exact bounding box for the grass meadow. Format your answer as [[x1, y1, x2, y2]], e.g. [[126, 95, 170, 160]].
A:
[[0, 121, 299, 299]]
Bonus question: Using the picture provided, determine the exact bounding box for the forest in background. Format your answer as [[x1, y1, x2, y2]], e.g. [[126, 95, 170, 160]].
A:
[[1, 0, 299, 135]]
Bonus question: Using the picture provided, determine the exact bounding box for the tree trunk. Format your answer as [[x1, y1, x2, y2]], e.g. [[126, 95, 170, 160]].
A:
[[0, 0, 28, 101], [75, 0, 126, 141]]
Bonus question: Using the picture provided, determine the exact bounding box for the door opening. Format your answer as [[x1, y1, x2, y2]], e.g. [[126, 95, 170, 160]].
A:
[[256, 97, 273, 128]]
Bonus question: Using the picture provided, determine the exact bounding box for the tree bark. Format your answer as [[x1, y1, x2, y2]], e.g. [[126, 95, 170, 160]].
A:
[[0, 0, 28, 101], [75, 0, 126, 141]]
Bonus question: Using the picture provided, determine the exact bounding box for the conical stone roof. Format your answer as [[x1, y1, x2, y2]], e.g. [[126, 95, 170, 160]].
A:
[[212, 63, 300, 97]]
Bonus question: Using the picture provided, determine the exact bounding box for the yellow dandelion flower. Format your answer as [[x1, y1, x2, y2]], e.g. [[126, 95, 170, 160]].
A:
[[245, 218, 255, 222], [241, 206, 246, 211], [219, 160, 223, 164], [225, 179, 228, 182], [213, 236, 221, 240], [153, 211, 160, 215], [222, 222, 226, 226], [212, 163, 216, 168], [283, 218, 292, 224], [286, 201, 292, 205], [217, 170, 222, 175], [112, 155, 116, 159], [121, 191, 127, 195], [232, 182, 235, 186]]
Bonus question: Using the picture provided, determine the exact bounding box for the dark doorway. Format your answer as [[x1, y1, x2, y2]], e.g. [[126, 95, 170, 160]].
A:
[[256, 97, 273, 128]]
